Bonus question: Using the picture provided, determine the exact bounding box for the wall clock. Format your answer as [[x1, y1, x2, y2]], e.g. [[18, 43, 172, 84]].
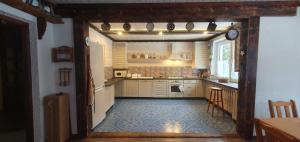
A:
[[225, 27, 239, 40], [85, 36, 90, 46]]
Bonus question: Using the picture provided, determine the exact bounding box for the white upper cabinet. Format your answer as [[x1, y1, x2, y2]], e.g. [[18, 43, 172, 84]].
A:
[[192, 42, 209, 69], [112, 42, 128, 68]]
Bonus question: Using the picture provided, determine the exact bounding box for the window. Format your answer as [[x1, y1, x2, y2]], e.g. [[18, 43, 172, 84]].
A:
[[211, 38, 238, 82]]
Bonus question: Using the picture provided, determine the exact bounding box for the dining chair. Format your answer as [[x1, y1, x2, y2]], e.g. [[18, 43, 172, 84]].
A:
[[268, 99, 298, 118]]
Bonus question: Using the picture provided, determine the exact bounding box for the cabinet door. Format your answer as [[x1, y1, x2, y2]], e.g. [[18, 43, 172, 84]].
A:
[[153, 80, 168, 97], [193, 42, 209, 69], [184, 83, 196, 97], [124, 80, 139, 97], [138, 80, 153, 97], [112, 42, 127, 68], [196, 81, 204, 97], [115, 81, 124, 97]]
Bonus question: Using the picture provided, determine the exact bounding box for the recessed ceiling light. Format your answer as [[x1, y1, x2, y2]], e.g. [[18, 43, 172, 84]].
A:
[[203, 31, 208, 34], [159, 31, 163, 35]]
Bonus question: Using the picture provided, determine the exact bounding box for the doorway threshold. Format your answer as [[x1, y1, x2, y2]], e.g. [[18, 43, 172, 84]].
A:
[[89, 132, 238, 138]]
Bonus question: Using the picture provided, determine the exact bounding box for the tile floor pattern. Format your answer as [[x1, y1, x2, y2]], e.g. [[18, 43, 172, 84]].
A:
[[94, 99, 236, 134]]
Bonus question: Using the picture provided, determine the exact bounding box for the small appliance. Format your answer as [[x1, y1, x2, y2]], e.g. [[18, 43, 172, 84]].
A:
[[114, 69, 127, 78]]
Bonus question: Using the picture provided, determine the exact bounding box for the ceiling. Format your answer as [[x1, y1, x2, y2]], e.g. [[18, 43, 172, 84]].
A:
[[91, 22, 233, 41], [50, 0, 286, 4]]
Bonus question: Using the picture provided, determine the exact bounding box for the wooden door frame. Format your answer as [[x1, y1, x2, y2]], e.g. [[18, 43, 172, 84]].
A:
[[0, 14, 34, 142], [72, 17, 259, 140]]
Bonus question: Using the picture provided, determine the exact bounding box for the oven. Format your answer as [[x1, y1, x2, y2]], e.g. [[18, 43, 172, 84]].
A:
[[168, 80, 184, 97]]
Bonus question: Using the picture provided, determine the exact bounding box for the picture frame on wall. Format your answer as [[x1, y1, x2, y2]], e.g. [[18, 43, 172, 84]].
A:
[[52, 46, 74, 63]]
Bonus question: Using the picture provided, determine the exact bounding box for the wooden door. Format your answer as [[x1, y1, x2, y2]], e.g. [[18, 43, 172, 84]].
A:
[[0, 25, 25, 131]]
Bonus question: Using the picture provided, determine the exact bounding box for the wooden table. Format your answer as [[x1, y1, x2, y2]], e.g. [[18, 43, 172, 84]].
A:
[[255, 118, 300, 142]]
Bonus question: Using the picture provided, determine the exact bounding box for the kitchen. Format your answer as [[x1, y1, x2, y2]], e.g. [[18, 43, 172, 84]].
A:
[[88, 22, 240, 135]]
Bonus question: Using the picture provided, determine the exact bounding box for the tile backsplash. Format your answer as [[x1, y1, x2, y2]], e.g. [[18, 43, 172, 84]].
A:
[[127, 66, 200, 78], [104, 67, 113, 79]]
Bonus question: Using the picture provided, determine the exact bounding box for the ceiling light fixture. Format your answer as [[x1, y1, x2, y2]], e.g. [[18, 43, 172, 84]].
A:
[[207, 21, 217, 31], [203, 31, 208, 35], [158, 31, 163, 35], [186, 22, 194, 32], [167, 22, 175, 32], [146, 22, 155, 32], [123, 22, 131, 31], [101, 22, 111, 32]]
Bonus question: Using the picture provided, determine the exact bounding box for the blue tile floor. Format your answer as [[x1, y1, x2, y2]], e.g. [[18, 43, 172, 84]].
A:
[[93, 99, 236, 134]]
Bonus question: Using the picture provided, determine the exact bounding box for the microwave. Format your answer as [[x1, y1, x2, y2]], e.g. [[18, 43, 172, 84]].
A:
[[114, 70, 127, 78]]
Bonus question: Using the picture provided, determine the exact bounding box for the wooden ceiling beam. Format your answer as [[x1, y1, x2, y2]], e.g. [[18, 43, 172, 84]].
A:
[[105, 30, 224, 35], [55, 1, 297, 22]]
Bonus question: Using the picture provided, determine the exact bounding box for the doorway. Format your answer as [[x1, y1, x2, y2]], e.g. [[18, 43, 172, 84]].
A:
[[73, 17, 259, 139], [0, 15, 33, 142]]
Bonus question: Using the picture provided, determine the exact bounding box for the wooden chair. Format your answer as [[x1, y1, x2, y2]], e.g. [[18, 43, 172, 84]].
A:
[[268, 100, 298, 118]]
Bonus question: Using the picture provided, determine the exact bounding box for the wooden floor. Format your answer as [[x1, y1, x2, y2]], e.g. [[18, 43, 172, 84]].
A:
[[77, 138, 246, 142]]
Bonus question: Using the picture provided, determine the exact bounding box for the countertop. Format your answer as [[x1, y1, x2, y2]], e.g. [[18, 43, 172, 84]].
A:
[[203, 79, 238, 89], [104, 77, 238, 89]]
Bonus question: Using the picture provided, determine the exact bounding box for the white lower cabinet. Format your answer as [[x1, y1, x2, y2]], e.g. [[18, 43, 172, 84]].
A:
[[183, 80, 197, 97], [153, 80, 168, 97], [138, 80, 153, 97], [115, 81, 124, 97], [196, 80, 205, 97], [117, 79, 206, 98], [124, 80, 139, 97], [184, 84, 197, 97]]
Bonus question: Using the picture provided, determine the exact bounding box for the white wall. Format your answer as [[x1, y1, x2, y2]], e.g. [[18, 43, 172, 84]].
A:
[[37, 19, 78, 138], [1, 3, 77, 141], [255, 8, 300, 118], [53, 19, 78, 134], [89, 27, 113, 67]]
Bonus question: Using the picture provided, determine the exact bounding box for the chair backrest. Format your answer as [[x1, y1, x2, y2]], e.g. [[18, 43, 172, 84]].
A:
[[268, 100, 298, 118]]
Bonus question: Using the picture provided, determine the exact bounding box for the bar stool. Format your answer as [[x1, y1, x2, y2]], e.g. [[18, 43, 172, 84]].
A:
[[207, 87, 225, 117]]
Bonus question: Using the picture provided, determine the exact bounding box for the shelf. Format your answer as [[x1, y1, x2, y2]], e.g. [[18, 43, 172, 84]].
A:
[[128, 58, 192, 63], [128, 59, 165, 63], [2, 0, 64, 24]]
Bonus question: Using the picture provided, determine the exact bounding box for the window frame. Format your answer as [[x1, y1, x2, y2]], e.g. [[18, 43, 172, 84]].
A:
[[211, 37, 238, 83]]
